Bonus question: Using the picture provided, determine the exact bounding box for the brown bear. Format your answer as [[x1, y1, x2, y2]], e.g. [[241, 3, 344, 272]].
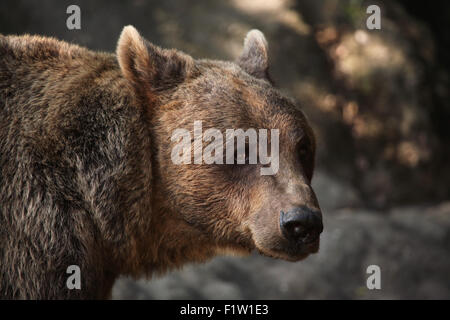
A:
[[0, 26, 323, 299]]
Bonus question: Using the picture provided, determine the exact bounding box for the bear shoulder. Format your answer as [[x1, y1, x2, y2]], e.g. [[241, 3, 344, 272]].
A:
[[0, 34, 91, 61]]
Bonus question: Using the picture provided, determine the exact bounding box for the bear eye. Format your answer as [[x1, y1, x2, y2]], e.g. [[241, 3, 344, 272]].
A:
[[298, 141, 314, 181], [298, 143, 309, 157]]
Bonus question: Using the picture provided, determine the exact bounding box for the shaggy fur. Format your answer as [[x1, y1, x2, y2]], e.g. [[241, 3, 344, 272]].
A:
[[0, 26, 321, 299]]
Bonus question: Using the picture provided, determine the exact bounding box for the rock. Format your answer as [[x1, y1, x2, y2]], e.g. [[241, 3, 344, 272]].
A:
[[312, 170, 361, 210]]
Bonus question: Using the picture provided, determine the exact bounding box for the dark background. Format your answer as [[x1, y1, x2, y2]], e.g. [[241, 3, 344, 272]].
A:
[[1, 0, 449, 299]]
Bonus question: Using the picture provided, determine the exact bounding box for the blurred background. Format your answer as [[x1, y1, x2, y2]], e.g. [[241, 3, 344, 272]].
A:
[[1, 0, 449, 299]]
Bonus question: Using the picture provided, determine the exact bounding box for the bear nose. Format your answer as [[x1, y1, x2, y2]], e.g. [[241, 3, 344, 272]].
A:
[[280, 207, 323, 244]]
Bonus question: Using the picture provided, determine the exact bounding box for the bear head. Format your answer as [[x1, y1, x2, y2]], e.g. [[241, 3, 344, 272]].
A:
[[117, 26, 322, 263]]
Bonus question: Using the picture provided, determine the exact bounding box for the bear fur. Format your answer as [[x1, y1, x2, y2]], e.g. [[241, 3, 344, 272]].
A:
[[0, 26, 321, 299]]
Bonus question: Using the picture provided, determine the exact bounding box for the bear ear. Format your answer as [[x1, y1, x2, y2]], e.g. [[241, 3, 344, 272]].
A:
[[116, 25, 194, 93], [237, 29, 270, 81]]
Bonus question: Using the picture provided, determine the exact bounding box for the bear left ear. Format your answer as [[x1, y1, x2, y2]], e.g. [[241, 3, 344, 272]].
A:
[[116, 25, 194, 93], [237, 29, 270, 81]]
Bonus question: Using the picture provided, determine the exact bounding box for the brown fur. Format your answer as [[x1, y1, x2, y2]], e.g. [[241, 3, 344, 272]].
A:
[[0, 26, 321, 299]]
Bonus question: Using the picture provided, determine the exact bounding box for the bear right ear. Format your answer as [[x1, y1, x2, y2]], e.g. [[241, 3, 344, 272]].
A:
[[237, 29, 271, 81], [116, 26, 194, 93]]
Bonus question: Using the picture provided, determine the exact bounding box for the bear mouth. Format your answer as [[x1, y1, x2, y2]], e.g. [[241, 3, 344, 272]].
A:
[[254, 239, 320, 262]]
